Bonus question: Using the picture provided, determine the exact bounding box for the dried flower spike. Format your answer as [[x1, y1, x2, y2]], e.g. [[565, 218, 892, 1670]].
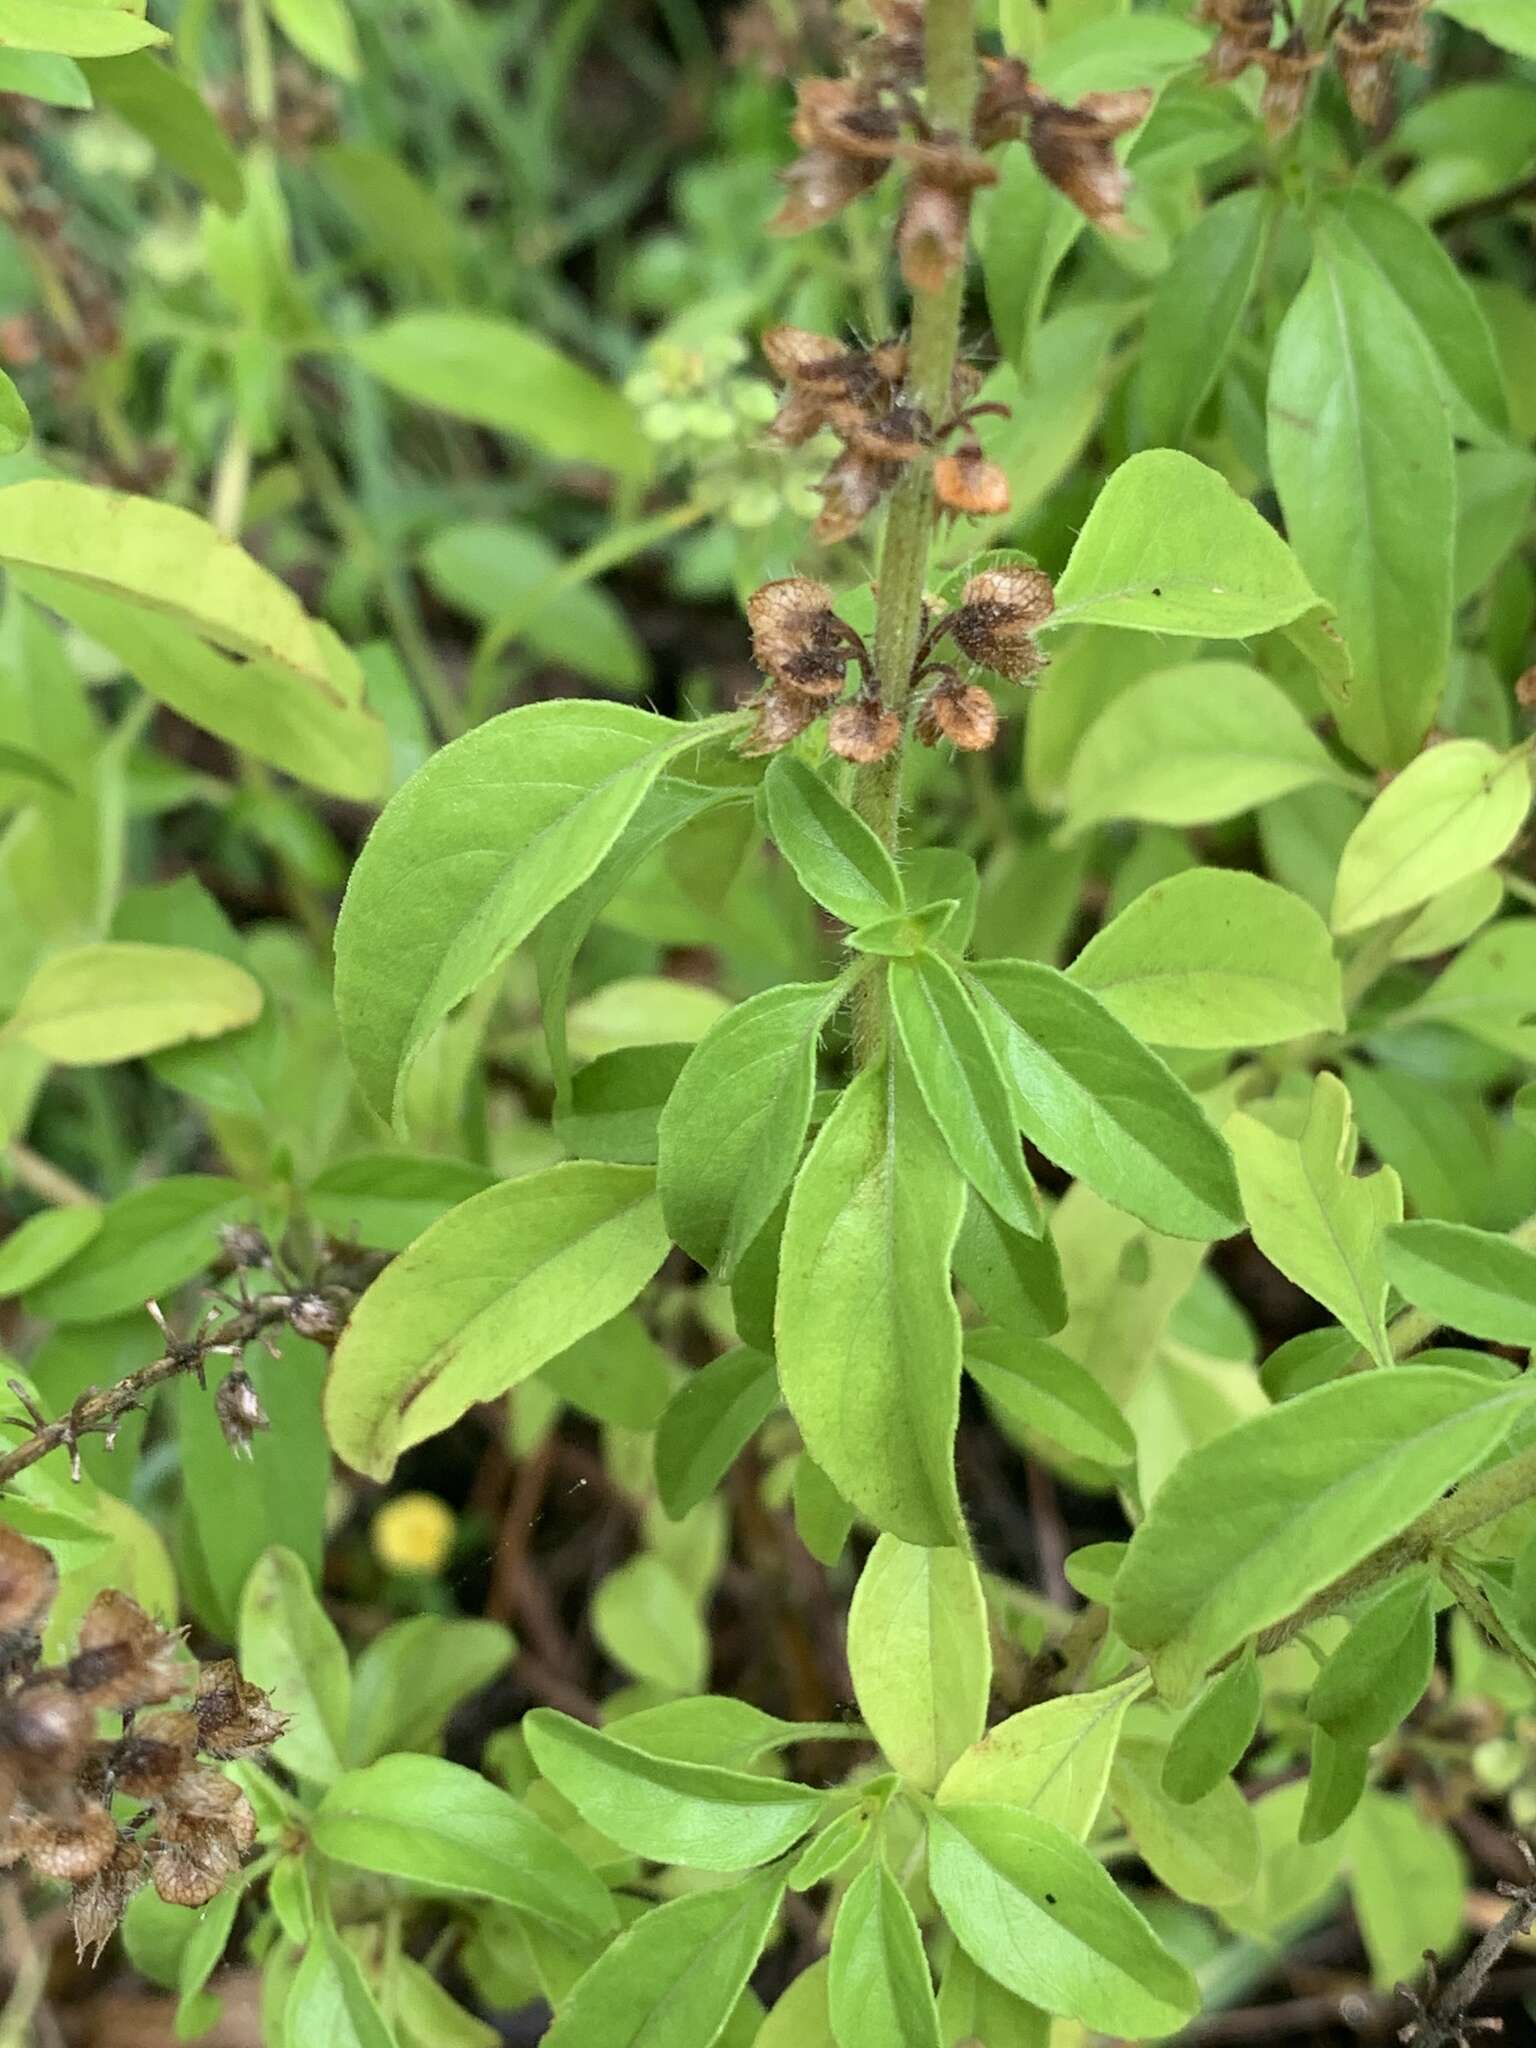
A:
[[0, 1522, 57, 1653], [1199, 0, 1277, 83]]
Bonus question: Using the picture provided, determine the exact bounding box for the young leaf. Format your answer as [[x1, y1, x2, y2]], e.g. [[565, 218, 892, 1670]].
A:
[[1133, 188, 1270, 449], [312, 1753, 616, 1938], [953, 1192, 1066, 1339], [334, 702, 726, 1121], [542, 1869, 784, 2048], [285, 1927, 395, 2048], [655, 1347, 778, 1521], [306, 1153, 497, 1255], [1068, 870, 1345, 1048], [556, 1044, 692, 1166], [346, 1616, 515, 1765], [591, 1554, 707, 1694], [793, 1454, 855, 1568], [846, 1536, 991, 1794], [1227, 1074, 1401, 1363], [0, 1205, 101, 1298], [657, 980, 837, 1277], [24, 1176, 251, 1325], [776, 1061, 967, 1545], [1306, 1570, 1436, 1747], [1298, 1727, 1370, 1845], [237, 1546, 350, 1786], [1347, 1792, 1466, 1990], [968, 959, 1242, 1239], [81, 52, 245, 212], [1112, 1368, 1534, 1700], [0, 1, 167, 57], [1162, 1648, 1262, 1806], [1382, 1220, 1536, 1348], [1063, 662, 1351, 835], [323, 1165, 668, 1481], [1047, 449, 1319, 639], [524, 1709, 823, 1871], [889, 951, 1041, 1237], [927, 1805, 1199, 2036], [937, 1677, 1144, 1840], [828, 1861, 942, 2048], [1110, 1732, 1260, 1908], [1, 942, 261, 1065], [763, 755, 904, 928], [965, 1331, 1135, 1469], [937, 1945, 1049, 2048], [847, 900, 960, 957], [788, 1809, 870, 1892], [542, 1312, 673, 1432], [1268, 225, 1455, 769], [351, 313, 651, 484], [1331, 740, 1530, 935]]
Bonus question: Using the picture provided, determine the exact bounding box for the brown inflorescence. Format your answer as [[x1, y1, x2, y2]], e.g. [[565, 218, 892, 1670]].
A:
[[948, 564, 1056, 684], [0, 1527, 285, 1960]]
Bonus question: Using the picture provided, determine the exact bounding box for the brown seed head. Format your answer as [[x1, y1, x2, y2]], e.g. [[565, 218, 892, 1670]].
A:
[[934, 448, 1011, 518], [899, 178, 972, 295], [747, 578, 848, 696], [286, 1292, 343, 1343], [72, 1835, 145, 1962], [217, 1221, 271, 1270], [19, 1796, 117, 1881], [1514, 667, 1536, 711], [1026, 90, 1154, 236], [194, 1658, 288, 1760], [216, 1369, 270, 1460], [917, 680, 1000, 752], [951, 565, 1055, 683], [111, 1712, 199, 1800], [1200, 0, 1277, 82], [740, 687, 823, 758], [1, 1682, 93, 1777], [0, 1526, 56, 1641], [1257, 32, 1325, 136], [814, 448, 898, 544], [74, 1590, 185, 1710], [827, 699, 903, 764], [151, 1821, 241, 1909], [974, 56, 1049, 150]]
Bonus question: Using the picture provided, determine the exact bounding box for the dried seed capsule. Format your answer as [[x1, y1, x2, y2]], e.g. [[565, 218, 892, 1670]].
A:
[[746, 578, 848, 696], [21, 1798, 117, 1882], [827, 699, 903, 764], [950, 564, 1055, 683], [73, 1590, 185, 1709], [1026, 89, 1153, 236], [215, 1369, 270, 1460], [112, 1712, 199, 1799], [71, 1835, 145, 1962], [740, 688, 823, 758], [287, 1292, 342, 1343], [934, 447, 1012, 517], [1257, 32, 1325, 137], [917, 681, 1000, 751], [1, 1682, 93, 1776], [194, 1659, 288, 1760], [217, 1221, 271, 1270]]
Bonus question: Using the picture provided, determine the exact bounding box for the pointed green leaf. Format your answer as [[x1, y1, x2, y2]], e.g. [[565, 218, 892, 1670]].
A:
[[1110, 1731, 1260, 1908], [829, 1861, 942, 2048], [655, 1347, 778, 1521], [81, 52, 245, 212], [1162, 1648, 1262, 1806], [1306, 1569, 1435, 1747], [847, 1536, 990, 1794], [1383, 1220, 1536, 1348], [1331, 741, 1530, 934], [1347, 1791, 1466, 1989], [764, 754, 903, 928], [937, 1677, 1144, 1840], [965, 1330, 1135, 1468], [237, 1546, 350, 1786], [2, 942, 261, 1065], [1133, 189, 1270, 449], [1298, 1726, 1370, 1845], [0, 0, 166, 56], [0, 1205, 102, 1299]]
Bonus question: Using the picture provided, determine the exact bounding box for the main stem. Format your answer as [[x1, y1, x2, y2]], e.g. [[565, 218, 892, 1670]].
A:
[[850, 0, 977, 1066]]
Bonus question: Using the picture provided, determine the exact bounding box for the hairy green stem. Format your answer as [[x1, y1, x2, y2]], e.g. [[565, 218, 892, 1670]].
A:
[[850, 0, 977, 1064]]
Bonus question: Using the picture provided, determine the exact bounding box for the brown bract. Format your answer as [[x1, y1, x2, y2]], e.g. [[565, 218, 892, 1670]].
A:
[[934, 446, 1011, 518], [1258, 30, 1325, 137], [1199, 0, 1278, 83], [1026, 89, 1154, 237], [950, 565, 1055, 683]]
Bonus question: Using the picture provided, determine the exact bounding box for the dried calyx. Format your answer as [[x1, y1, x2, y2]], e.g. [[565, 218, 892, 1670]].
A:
[[1198, 0, 1430, 132], [740, 560, 1054, 760], [0, 1527, 284, 1959]]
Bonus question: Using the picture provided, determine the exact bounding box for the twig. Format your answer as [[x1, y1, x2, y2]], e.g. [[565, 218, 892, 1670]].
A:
[[2, 1145, 94, 1209], [1398, 1841, 1536, 2047], [0, 1285, 350, 1489]]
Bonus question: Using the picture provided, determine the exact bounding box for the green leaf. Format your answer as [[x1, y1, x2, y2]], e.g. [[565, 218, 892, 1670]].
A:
[[788, 1809, 870, 1892], [889, 952, 1041, 1237], [847, 900, 960, 958], [2, 942, 261, 1064], [237, 1546, 350, 1786], [1110, 1731, 1260, 1908], [0, 50, 91, 106], [1068, 870, 1345, 1048], [965, 1330, 1135, 1468], [1048, 449, 1319, 639], [591, 1553, 707, 1693], [24, 1176, 250, 1325], [793, 1455, 855, 1568], [608, 1695, 822, 1771], [266, 0, 359, 79], [334, 702, 725, 1122], [1324, 187, 1508, 436], [284, 1928, 395, 2048], [846, 1536, 991, 1794], [543, 1869, 783, 2048], [525, 1709, 824, 1871], [937, 1677, 1143, 1840], [1228, 1074, 1401, 1363], [1268, 225, 1456, 769], [763, 755, 903, 928], [350, 313, 651, 485], [937, 1946, 1049, 2048], [828, 1861, 942, 2048], [657, 981, 837, 1277], [927, 1805, 1199, 2036], [1063, 662, 1351, 834], [347, 1615, 514, 1765], [0, 367, 29, 457], [323, 1164, 668, 1481], [421, 522, 646, 692], [1383, 1220, 1536, 1347], [1111, 1368, 1534, 1700], [0, 1204, 101, 1298], [1298, 1726, 1370, 1845], [1432, 1, 1536, 62], [306, 1153, 497, 1255], [757, 1958, 835, 2047], [1162, 1648, 1262, 1806], [1133, 188, 1270, 449], [542, 1311, 672, 1431], [953, 1194, 1066, 1338], [557, 1045, 691, 1166], [968, 959, 1242, 1239], [0, 481, 331, 686], [1306, 1570, 1436, 1747], [655, 1348, 777, 1521], [1223, 1781, 1347, 1939], [312, 1753, 616, 1938], [1347, 1790, 1466, 1989], [776, 1061, 966, 1545], [81, 52, 244, 212], [173, 1883, 243, 2035], [1330, 741, 1530, 934], [0, 0, 166, 56]]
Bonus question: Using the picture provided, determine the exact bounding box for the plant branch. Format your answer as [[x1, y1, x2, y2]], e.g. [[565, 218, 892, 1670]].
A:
[[0, 1285, 351, 1490], [1397, 1843, 1536, 2048]]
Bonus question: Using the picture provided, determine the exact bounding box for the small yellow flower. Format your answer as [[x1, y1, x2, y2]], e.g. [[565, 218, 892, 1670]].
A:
[[371, 1492, 455, 1577]]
